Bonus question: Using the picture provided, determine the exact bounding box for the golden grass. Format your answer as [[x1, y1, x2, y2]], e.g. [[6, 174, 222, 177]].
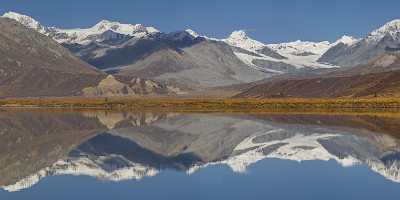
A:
[[1, 96, 400, 113]]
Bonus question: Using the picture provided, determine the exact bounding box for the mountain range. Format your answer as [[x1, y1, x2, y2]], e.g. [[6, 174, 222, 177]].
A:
[[0, 16, 176, 97], [1, 11, 400, 98]]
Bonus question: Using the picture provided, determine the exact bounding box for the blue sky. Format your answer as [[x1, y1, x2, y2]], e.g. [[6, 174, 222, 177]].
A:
[[1, 0, 399, 43]]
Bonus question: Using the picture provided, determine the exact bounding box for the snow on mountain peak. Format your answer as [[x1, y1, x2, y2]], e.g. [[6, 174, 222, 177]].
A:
[[3, 11, 37, 25], [57, 19, 160, 44], [92, 19, 150, 34], [367, 19, 400, 42], [268, 40, 332, 56], [224, 30, 266, 52], [185, 29, 200, 37], [2, 11, 160, 44], [229, 30, 248, 39], [333, 35, 360, 46], [56, 20, 160, 44], [95, 19, 112, 26], [2, 11, 48, 34]]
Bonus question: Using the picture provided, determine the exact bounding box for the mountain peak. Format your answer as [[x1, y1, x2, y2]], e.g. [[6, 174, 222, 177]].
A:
[[66, 20, 158, 44], [93, 19, 114, 29], [367, 19, 400, 42], [2, 11, 48, 34], [228, 30, 248, 40], [333, 35, 360, 46], [91, 19, 148, 33], [3, 11, 34, 22], [268, 40, 332, 57], [2, 11, 160, 44], [185, 29, 200, 37], [96, 19, 112, 25], [225, 30, 266, 52]]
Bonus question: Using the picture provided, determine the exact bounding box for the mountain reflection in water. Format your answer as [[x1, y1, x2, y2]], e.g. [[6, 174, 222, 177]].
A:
[[1, 110, 400, 193]]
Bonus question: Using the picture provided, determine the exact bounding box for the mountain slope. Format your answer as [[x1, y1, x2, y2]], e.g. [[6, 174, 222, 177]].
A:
[[7, 11, 399, 94], [62, 30, 271, 89], [0, 17, 106, 97], [3, 12, 347, 90], [319, 19, 400, 67], [0, 17, 175, 97], [223, 31, 340, 74], [236, 54, 400, 98], [113, 37, 271, 89], [2, 11, 159, 45]]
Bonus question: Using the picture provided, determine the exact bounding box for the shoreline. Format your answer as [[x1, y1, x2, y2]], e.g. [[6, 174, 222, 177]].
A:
[[1, 97, 400, 113]]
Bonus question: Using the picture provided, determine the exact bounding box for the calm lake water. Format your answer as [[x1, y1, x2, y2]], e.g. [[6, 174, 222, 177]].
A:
[[1, 110, 400, 200]]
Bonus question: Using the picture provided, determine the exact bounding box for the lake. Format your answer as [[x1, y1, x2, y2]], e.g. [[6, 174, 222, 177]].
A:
[[1, 110, 400, 199]]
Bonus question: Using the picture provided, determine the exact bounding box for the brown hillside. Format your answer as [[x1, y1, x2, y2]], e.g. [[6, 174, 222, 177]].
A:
[[236, 54, 400, 98], [0, 18, 106, 97]]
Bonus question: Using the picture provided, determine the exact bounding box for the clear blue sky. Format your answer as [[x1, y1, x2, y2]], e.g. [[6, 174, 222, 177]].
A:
[[1, 0, 399, 43]]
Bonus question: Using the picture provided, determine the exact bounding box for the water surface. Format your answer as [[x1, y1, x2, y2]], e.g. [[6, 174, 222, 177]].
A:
[[1, 110, 400, 199]]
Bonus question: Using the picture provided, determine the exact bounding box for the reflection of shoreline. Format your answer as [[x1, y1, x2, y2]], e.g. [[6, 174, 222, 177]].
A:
[[82, 111, 171, 129], [2, 112, 400, 192]]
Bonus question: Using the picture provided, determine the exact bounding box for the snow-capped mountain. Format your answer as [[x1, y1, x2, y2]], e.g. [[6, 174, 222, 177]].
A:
[[2, 11, 49, 34], [222, 30, 339, 73], [52, 20, 159, 44], [6, 10, 399, 91], [367, 19, 400, 42], [268, 40, 331, 57], [268, 36, 359, 60], [319, 19, 400, 67], [224, 30, 267, 52], [2, 11, 159, 45], [3, 11, 273, 89], [333, 35, 360, 46], [1, 11, 344, 77], [4, 5, 339, 75], [185, 29, 200, 38]]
